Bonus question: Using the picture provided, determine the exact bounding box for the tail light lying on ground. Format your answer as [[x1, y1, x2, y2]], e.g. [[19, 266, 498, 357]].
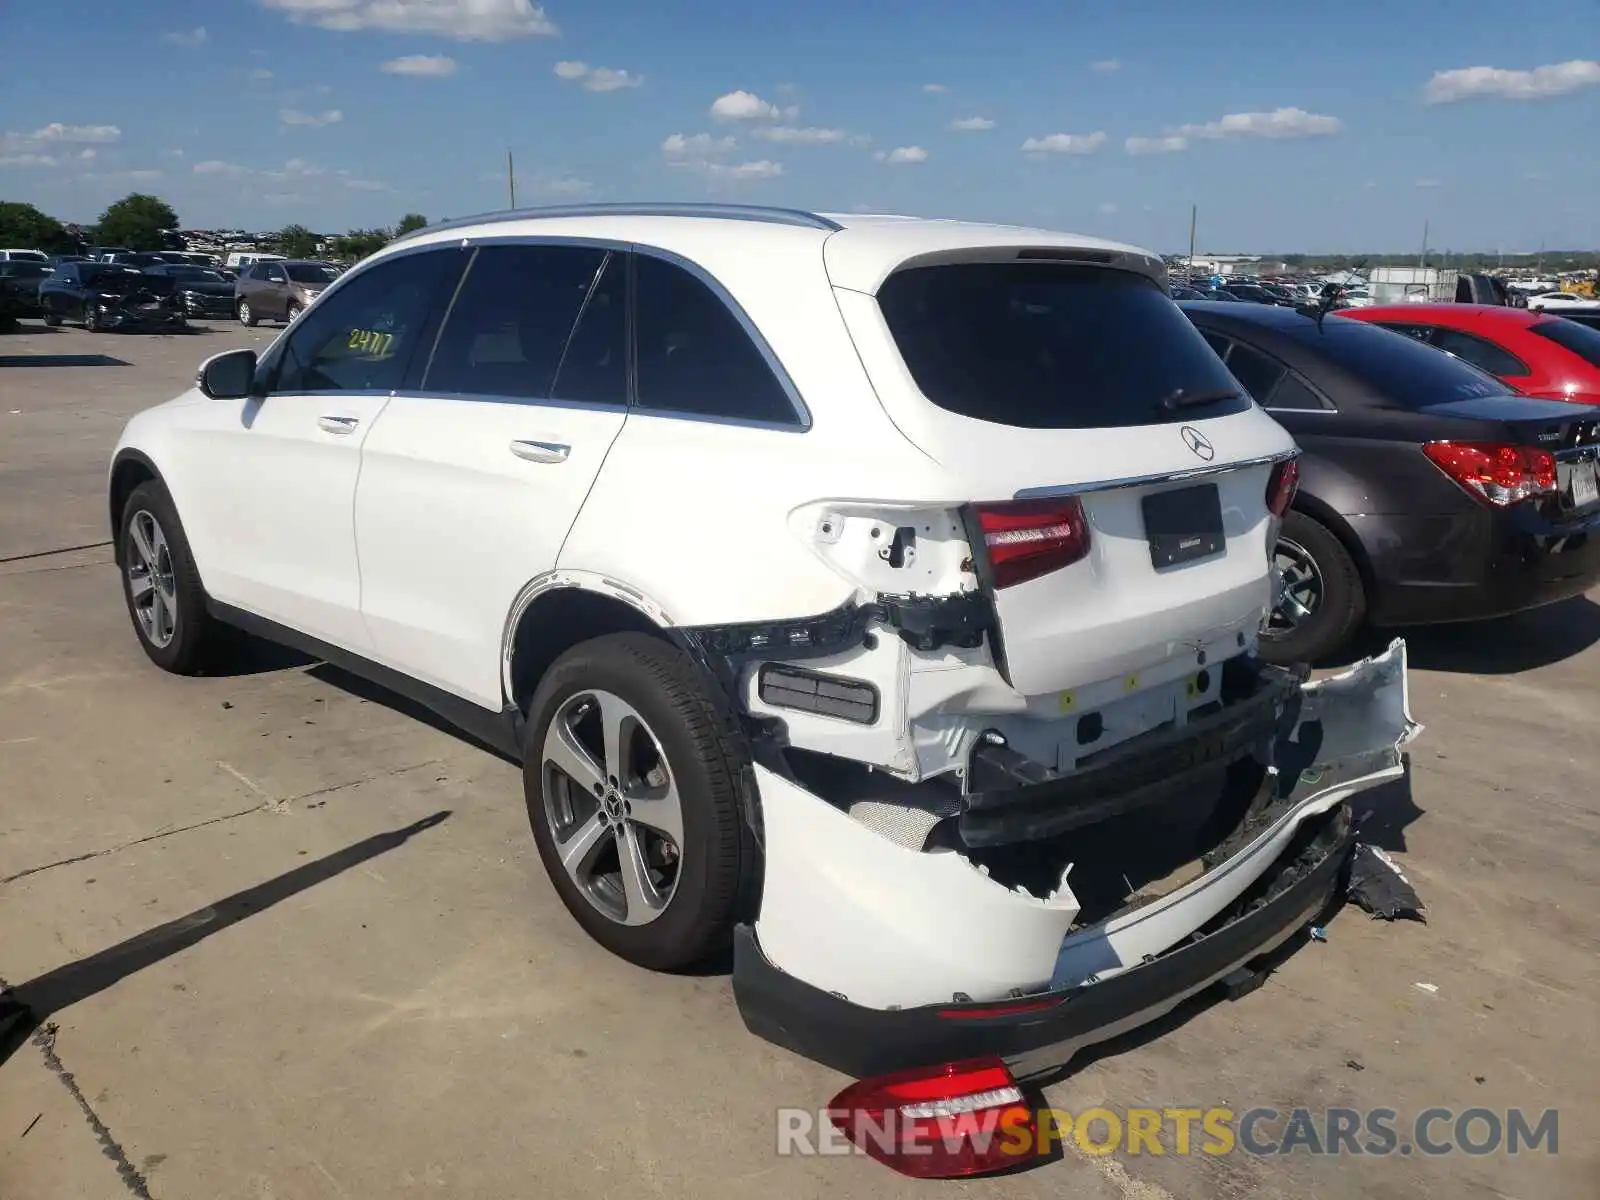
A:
[[827, 1058, 1041, 1178], [971, 498, 1091, 589], [1266, 458, 1299, 517], [1423, 441, 1557, 506]]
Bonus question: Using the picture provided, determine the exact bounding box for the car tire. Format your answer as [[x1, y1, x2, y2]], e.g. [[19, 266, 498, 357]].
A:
[[1259, 510, 1366, 665], [83, 304, 102, 332], [284, 301, 301, 324], [237, 299, 257, 327], [117, 480, 226, 675], [523, 632, 756, 971], [43, 313, 62, 327]]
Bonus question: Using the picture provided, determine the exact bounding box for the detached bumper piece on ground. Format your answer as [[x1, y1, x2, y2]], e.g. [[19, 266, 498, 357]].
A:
[[734, 642, 1419, 1175]]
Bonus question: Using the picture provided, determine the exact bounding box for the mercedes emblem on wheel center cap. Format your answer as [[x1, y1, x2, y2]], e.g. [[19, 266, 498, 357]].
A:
[[1180, 425, 1215, 461]]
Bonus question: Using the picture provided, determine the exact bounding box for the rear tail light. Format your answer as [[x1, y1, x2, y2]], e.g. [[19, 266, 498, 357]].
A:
[[972, 498, 1090, 589], [1422, 441, 1557, 506], [1266, 458, 1299, 518], [827, 1058, 1040, 1178]]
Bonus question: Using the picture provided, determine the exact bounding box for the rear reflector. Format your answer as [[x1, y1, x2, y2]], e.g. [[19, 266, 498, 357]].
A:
[[972, 498, 1091, 589], [1266, 458, 1299, 518], [828, 1058, 1041, 1178], [1422, 441, 1557, 506]]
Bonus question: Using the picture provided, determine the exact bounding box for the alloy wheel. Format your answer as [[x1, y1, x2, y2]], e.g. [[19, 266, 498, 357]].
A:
[[1266, 537, 1323, 636], [541, 689, 685, 927], [126, 510, 178, 648]]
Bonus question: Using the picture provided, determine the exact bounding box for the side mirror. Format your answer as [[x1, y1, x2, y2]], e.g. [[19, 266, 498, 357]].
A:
[[197, 348, 259, 400]]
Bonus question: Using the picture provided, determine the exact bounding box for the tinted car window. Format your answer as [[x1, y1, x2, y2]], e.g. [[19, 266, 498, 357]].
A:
[[1529, 318, 1600, 369], [273, 249, 458, 394], [879, 263, 1248, 429], [549, 252, 626, 405], [1223, 342, 1287, 401], [424, 244, 607, 400], [1296, 318, 1510, 405], [1430, 328, 1528, 377], [1371, 322, 1433, 344], [633, 252, 796, 424], [1200, 331, 1231, 358], [286, 263, 338, 284], [1265, 373, 1326, 411]]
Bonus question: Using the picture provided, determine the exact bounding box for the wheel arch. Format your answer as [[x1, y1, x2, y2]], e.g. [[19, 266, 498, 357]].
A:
[[108, 449, 163, 563], [1289, 491, 1376, 601]]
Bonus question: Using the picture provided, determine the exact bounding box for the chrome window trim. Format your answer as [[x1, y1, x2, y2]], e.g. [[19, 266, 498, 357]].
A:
[[391, 202, 842, 247], [1012, 449, 1299, 500]]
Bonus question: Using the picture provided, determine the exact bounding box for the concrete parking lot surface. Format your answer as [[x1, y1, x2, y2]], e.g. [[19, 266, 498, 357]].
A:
[[2, 322, 1597, 1199]]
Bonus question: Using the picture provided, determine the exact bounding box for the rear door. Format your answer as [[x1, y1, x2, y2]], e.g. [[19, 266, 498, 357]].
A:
[[835, 262, 1295, 696], [353, 241, 629, 708]]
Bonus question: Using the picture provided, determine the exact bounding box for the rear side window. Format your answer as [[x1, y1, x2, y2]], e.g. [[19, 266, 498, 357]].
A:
[[1529, 318, 1600, 369], [424, 244, 607, 400], [1297, 318, 1510, 405], [272, 248, 459, 394], [1222, 343, 1287, 401], [632, 253, 797, 424], [877, 263, 1249, 429], [1429, 328, 1528, 378]]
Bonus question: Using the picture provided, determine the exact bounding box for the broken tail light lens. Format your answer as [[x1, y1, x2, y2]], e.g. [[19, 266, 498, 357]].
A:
[[1422, 442, 1557, 507], [1266, 458, 1299, 518], [972, 498, 1090, 589], [828, 1058, 1040, 1178]]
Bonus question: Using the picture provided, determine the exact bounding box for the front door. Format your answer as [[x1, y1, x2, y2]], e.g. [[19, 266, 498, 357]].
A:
[[176, 245, 466, 652], [355, 242, 630, 707]]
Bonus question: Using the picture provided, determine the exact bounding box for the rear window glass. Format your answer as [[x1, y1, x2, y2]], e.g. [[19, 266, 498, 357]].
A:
[[1298, 317, 1511, 405], [1530, 318, 1600, 369], [877, 263, 1249, 429]]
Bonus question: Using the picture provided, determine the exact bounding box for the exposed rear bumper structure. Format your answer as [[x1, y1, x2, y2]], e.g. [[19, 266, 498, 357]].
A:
[[732, 641, 1419, 1081]]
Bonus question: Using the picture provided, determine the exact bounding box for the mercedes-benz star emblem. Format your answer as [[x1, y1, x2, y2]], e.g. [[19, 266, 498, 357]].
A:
[[1180, 426, 1215, 461]]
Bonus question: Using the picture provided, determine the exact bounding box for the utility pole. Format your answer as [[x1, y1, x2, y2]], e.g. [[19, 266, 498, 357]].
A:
[[1418, 219, 1429, 269], [507, 150, 517, 210], [1187, 204, 1197, 276]]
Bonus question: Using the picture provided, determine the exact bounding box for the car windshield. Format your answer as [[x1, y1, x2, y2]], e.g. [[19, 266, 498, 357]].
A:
[[1530, 317, 1600, 369], [84, 269, 146, 292], [877, 261, 1250, 429], [167, 267, 226, 283], [1302, 317, 1512, 403], [286, 263, 337, 284]]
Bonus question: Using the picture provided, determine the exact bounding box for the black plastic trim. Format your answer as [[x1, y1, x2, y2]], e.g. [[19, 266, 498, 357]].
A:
[[757, 663, 879, 724], [732, 804, 1353, 1082], [207, 600, 524, 761]]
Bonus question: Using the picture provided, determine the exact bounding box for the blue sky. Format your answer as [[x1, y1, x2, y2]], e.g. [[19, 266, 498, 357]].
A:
[[2, 0, 1596, 252]]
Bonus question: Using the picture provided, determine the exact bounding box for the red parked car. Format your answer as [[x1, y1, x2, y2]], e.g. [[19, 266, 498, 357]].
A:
[[1338, 303, 1600, 403]]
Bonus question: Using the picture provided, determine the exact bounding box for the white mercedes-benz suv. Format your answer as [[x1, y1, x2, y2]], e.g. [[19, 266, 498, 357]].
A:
[[109, 203, 1416, 1088]]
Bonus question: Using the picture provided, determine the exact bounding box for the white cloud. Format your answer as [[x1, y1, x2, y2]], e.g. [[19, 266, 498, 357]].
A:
[[163, 26, 209, 47], [280, 108, 344, 127], [382, 54, 458, 77], [706, 159, 783, 180], [261, 0, 556, 40], [1097, 202, 1118, 214], [710, 90, 796, 121], [662, 132, 737, 160], [1415, 178, 1442, 189], [1174, 107, 1342, 139], [0, 154, 58, 167], [526, 172, 594, 197], [1090, 59, 1120, 72], [1, 122, 121, 154], [874, 145, 928, 164], [345, 178, 388, 191], [752, 125, 847, 144], [79, 148, 97, 161], [1424, 60, 1600, 103], [1021, 131, 1107, 155], [164, 148, 186, 158], [1125, 135, 1187, 155], [193, 160, 251, 176], [87, 168, 165, 182], [949, 116, 995, 131], [267, 157, 326, 179], [553, 61, 643, 92], [922, 83, 948, 93], [251, 67, 275, 80]]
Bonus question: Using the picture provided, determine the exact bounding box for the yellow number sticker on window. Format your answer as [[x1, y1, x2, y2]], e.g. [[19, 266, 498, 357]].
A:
[[344, 328, 396, 357]]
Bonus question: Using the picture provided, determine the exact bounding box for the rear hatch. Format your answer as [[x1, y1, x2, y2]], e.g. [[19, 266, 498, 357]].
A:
[[831, 255, 1297, 696]]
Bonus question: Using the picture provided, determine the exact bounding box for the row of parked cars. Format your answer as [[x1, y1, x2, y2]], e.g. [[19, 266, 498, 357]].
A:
[[0, 248, 341, 332]]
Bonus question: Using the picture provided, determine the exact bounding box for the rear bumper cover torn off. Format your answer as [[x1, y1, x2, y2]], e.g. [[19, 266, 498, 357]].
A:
[[731, 640, 1421, 1080]]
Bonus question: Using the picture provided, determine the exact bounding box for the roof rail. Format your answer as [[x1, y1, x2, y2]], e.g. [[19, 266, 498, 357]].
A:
[[392, 202, 843, 244]]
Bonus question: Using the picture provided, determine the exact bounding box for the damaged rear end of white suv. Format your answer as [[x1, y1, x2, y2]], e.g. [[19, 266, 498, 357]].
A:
[[644, 219, 1423, 1083]]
